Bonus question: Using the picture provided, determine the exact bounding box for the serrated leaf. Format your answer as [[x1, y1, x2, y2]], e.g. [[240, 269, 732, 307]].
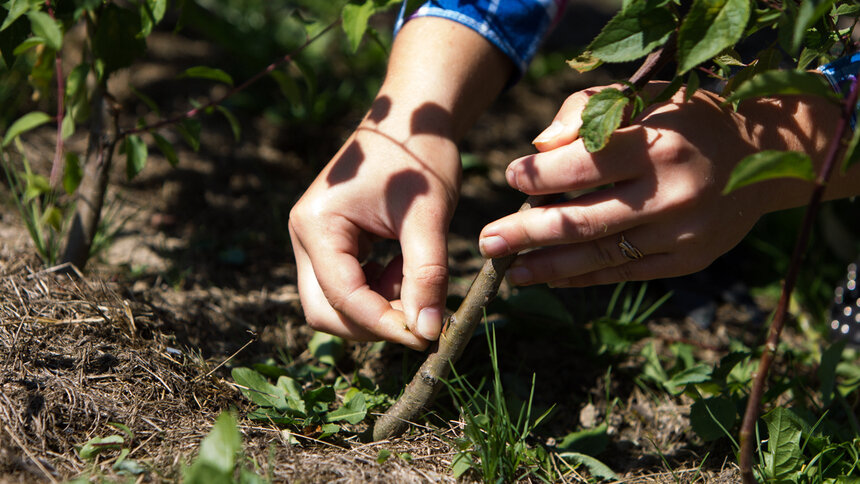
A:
[[216, 105, 240, 141], [326, 392, 366, 424], [308, 331, 344, 366], [27, 10, 61, 50], [581, 88, 629, 152], [78, 435, 124, 460], [676, 0, 750, 74], [725, 70, 839, 104], [122, 134, 148, 181], [62, 152, 82, 194], [341, 1, 375, 52], [231, 367, 288, 410], [763, 407, 803, 478], [558, 452, 618, 480], [690, 397, 736, 441], [566, 51, 603, 72], [180, 66, 234, 86], [587, 2, 675, 63], [3, 111, 52, 146], [723, 150, 814, 194], [152, 133, 179, 167]]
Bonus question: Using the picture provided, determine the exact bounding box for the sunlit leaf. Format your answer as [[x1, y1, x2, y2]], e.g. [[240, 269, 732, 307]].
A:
[[676, 0, 750, 74], [587, 2, 675, 63], [231, 367, 288, 410], [566, 51, 603, 73], [690, 397, 736, 441], [78, 435, 124, 460], [139, 0, 167, 37], [1, 0, 37, 32], [180, 66, 234, 86], [792, 0, 837, 53], [581, 88, 629, 152], [326, 392, 366, 424], [184, 411, 241, 484], [3, 111, 52, 146], [308, 331, 344, 366], [725, 70, 839, 104], [665, 364, 712, 394], [27, 10, 61, 50], [723, 150, 814, 194], [341, 1, 375, 52], [762, 407, 803, 479]]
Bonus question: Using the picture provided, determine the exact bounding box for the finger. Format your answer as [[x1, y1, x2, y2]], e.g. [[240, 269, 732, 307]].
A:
[[507, 125, 652, 195], [399, 216, 449, 341], [532, 85, 620, 152], [479, 183, 655, 258], [548, 252, 705, 287], [506, 227, 667, 286], [290, 222, 428, 350], [369, 255, 403, 301]]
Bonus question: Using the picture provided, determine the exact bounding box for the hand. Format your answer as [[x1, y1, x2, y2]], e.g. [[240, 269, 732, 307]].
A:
[[289, 99, 461, 350], [478, 84, 831, 287]]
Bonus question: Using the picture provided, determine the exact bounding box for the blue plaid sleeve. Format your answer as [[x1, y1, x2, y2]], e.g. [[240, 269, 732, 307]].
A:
[[395, 0, 566, 75], [818, 52, 860, 128]]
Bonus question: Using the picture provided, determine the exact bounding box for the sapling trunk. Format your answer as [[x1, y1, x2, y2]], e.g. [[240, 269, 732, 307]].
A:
[[372, 46, 674, 442]]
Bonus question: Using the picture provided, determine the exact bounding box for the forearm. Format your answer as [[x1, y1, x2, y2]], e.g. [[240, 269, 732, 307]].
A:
[[371, 17, 514, 143]]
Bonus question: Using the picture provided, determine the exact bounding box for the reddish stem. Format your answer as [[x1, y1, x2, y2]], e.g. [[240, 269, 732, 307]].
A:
[[738, 75, 860, 483], [46, 1, 64, 188]]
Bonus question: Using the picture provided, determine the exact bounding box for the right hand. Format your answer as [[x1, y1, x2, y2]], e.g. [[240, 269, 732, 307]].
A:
[[288, 100, 461, 350]]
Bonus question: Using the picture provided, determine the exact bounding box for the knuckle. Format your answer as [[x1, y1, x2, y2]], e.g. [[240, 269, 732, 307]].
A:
[[409, 263, 449, 288], [613, 263, 637, 282], [592, 239, 620, 268]]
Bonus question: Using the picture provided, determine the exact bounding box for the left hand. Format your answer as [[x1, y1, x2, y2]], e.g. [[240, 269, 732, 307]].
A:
[[477, 84, 792, 287]]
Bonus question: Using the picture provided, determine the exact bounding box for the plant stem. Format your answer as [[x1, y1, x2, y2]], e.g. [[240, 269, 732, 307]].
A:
[[46, 1, 64, 188], [372, 44, 675, 442], [738, 76, 860, 484]]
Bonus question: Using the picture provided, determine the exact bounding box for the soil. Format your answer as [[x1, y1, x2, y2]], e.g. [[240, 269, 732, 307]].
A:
[[0, 3, 805, 483]]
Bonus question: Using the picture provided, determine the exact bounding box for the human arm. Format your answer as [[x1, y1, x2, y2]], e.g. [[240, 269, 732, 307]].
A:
[[288, 17, 514, 350], [478, 83, 860, 287]]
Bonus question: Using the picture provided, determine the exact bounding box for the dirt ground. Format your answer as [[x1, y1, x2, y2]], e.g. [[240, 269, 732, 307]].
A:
[[0, 3, 796, 483]]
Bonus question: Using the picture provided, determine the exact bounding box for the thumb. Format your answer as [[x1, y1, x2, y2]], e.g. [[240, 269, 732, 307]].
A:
[[532, 85, 617, 152], [398, 218, 449, 341]]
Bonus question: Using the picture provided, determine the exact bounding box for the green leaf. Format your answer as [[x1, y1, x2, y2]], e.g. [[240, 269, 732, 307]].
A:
[[27, 10, 61, 50], [558, 452, 618, 481], [62, 152, 82, 195], [152, 133, 179, 167], [3, 111, 52, 146], [0, 13, 28, 67], [581, 88, 629, 153], [139, 0, 167, 37], [40, 205, 62, 231], [690, 396, 736, 441], [685, 70, 700, 102], [122, 134, 148, 181], [451, 452, 473, 478], [762, 407, 803, 479], [676, 0, 750, 74], [341, 1, 375, 52], [833, 3, 860, 16], [557, 423, 609, 456], [231, 367, 288, 410], [130, 86, 160, 116], [723, 150, 815, 194], [818, 339, 846, 406], [308, 331, 344, 366], [1, 0, 37, 32], [326, 392, 367, 424], [216, 105, 241, 142], [376, 448, 392, 464], [188, 412, 242, 481], [587, 2, 676, 63], [665, 364, 712, 394], [725, 70, 839, 105], [78, 435, 124, 460], [792, 0, 837, 53], [318, 423, 340, 439], [180, 66, 234, 86], [178, 118, 201, 151]]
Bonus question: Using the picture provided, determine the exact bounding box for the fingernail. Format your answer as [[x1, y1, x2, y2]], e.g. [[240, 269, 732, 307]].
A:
[[532, 121, 564, 144], [416, 307, 442, 340], [507, 266, 532, 285], [479, 235, 510, 258], [505, 160, 521, 189]]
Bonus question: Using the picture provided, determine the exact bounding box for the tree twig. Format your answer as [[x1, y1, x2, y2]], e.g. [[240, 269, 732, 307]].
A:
[[738, 76, 860, 484]]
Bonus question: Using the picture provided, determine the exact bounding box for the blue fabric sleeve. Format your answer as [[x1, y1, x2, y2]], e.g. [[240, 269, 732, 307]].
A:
[[395, 0, 566, 76], [818, 52, 860, 128]]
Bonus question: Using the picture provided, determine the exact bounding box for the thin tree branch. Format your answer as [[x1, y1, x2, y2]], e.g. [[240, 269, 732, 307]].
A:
[[46, 1, 64, 188], [738, 76, 860, 484]]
